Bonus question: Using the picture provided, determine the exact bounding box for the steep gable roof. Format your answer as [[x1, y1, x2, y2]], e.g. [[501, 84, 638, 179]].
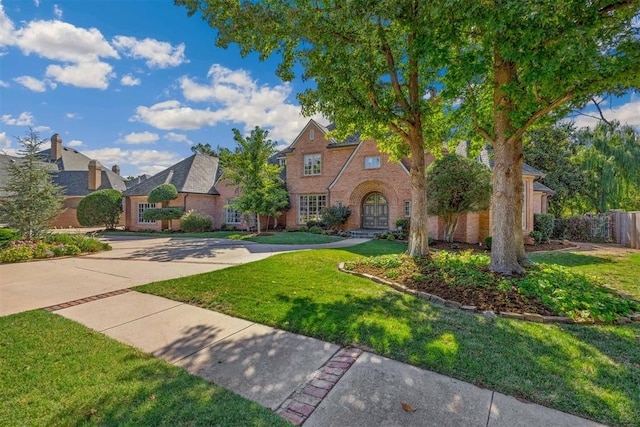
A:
[[477, 148, 545, 177], [123, 154, 220, 196], [53, 170, 127, 196]]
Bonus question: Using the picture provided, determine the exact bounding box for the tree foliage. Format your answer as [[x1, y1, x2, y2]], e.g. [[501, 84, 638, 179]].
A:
[[575, 121, 640, 213], [76, 189, 123, 229], [175, 0, 458, 256], [142, 207, 184, 221], [425, 154, 492, 242], [321, 205, 352, 230], [191, 143, 218, 157], [447, 0, 640, 274], [523, 124, 587, 217], [148, 184, 178, 204], [219, 127, 288, 232], [0, 129, 64, 239]]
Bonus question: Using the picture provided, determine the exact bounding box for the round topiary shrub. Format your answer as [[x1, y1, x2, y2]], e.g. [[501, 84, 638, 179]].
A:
[[77, 189, 123, 229], [147, 184, 178, 204]]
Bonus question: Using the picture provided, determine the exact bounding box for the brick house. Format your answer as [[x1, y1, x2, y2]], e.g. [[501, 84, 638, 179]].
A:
[[277, 119, 552, 243]]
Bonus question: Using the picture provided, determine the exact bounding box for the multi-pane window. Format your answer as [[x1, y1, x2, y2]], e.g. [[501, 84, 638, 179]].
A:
[[364, 156, 381, 169], [303, 154, 321, 176], [404, 200, 411, 217], [298, 194, 327, 223], [137, 202, 156, 224], [225, 200, 243, 224]]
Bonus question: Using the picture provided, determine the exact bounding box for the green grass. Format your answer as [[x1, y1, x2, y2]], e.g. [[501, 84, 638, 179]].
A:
[[0, 310, 287, 427], [137, 241, 640, 426], [243, 232, 343, 245], [531, 251, 640, 299]]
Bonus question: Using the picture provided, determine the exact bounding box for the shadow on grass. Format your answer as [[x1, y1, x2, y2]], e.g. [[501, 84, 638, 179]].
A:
[[530, 252, 614, 267]]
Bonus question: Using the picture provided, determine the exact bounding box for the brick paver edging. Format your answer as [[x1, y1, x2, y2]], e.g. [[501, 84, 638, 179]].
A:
[[337, 263, 640, 325], [43, 289, 131, 312], [276, 347, 363, 425]]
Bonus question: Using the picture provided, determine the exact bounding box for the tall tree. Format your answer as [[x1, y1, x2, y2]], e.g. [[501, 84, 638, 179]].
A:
[[175, 0, 453, 256], [448, 0, 640, 274], [575, 121, 640, 213], [523, 124, 587, 217], [219, 127, 288, 232], [191, 142, 218, 156], [425, 154, 492, 242], [0, 129, 64, 239]]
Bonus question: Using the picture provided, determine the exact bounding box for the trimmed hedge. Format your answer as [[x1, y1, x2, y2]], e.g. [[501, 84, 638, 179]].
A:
[[76, 189, 123, 229], [147, 184, 178, 204], [142, 207, 184, 221], [533, 213, 554, 243], [180, 210, 213, 233]]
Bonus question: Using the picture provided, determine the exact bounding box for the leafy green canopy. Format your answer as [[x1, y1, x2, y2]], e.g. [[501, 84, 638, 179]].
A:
[[219, 127, 288, 232], [148, 184, 179, 204], [0, 129, 64, 239], [425, 154, 492, 242], [76, 189, 123, 229], [176, 0, 459, 255]]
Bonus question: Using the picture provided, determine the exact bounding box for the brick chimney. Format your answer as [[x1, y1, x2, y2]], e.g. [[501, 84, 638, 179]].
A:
[[111, 164, 120, 175], [88, 160, 102, 190], [51, 134, 62, 161]]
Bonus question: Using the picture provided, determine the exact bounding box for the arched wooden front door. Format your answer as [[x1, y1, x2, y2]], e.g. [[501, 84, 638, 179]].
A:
[[362, 192, 388, 229]]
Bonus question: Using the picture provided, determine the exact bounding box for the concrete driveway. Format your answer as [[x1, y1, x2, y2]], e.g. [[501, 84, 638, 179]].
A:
[[0, 236, 368, 317]]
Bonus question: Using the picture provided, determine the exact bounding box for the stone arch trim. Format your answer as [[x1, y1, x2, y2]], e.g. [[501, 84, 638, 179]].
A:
[[348, 180, 399, 207]]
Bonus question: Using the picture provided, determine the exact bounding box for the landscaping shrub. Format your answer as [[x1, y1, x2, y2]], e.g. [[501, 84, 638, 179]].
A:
[[143, 207, 184, 221], [552, 218, 567, 239], [305, 220, 325, 228], [64, 244, 82, 256], [76, 189, 123, 229], [485, 236, 492, 250], [0, 228, 19, 249], [533, 213, 554, 243], [321, 205, 351, 229], [180, 210, 213, 233], [395, 218, 409, 230], [529, 230, 545, 244], [563, 216, 592, 242], [147, 184, 179, 204], [0, 243, 34, 263], [308, 225, 323, 234], [285, 226, 298, 232], [298, 225, 309, 232]]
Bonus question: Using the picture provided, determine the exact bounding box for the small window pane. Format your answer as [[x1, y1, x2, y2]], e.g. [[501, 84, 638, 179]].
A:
[[364, 156, 380, 169]]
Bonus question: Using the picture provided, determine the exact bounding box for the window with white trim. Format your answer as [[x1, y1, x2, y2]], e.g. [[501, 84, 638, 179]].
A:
[[303, 154, 321, 176], [225, 200, 243, 224], [404, 201, 411, 217], [309, 128, 315, 140], [364, 156, 381, 169], [137, 202, 156, 224], [298, 194, 327, 223]]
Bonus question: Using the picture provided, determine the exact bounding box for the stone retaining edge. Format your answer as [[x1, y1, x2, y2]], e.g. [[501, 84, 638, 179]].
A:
[[338, 263, 640, 325]]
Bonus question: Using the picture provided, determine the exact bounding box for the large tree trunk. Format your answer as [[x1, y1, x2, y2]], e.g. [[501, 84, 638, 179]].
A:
[[490, 53, 525, 275], [407, 134, 430, 256]]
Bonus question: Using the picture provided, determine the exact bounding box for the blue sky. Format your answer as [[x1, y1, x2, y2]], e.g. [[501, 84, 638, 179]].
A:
[[0, 0, 638, 177]]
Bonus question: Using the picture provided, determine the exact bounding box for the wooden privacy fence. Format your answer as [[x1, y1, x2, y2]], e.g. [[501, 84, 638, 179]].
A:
[[610, 210, 640, 249]]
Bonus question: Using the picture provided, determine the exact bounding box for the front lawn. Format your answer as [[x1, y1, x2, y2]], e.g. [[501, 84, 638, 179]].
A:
[[137, 242, 640, 426], [0, 310, 287, 426], [242, 231, 343, 245]]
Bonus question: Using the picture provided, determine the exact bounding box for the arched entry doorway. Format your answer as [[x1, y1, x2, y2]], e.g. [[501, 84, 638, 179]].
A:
[[362, 192, 388, 229]]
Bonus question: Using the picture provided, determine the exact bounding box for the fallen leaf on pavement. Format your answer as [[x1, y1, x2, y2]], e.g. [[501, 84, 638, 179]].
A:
[[401, 402, 417, 412]]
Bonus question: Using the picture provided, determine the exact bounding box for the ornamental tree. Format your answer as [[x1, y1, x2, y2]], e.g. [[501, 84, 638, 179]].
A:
[[425, 154, 492, 242], [0, 129, 64, 239], [219, 127, 288, 233], [446, 0, 640, 274], [146, 183, 180, 229], [76, 189, 123, 229], [175, 0, 454, 256]]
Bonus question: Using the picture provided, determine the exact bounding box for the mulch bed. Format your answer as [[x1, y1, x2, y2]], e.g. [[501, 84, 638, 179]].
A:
[[352, 240, 577, 316]]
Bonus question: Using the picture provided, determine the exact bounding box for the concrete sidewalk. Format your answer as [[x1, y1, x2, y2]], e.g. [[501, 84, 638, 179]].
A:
[[54, 291, 604, 427]]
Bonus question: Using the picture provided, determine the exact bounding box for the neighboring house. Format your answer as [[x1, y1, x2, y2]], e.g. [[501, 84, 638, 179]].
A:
[[38, 134, 129, 228], [276, 119, 553, 243], [122, 153, 242, 231]]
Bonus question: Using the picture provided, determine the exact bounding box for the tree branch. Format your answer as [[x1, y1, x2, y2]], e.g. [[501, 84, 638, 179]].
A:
[[510, 91, 575, 143], [376, 18, 412, 114]]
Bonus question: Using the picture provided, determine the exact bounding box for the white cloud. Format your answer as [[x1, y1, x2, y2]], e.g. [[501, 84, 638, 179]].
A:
[[570, 99, 640, 130], [165, 132, 191, 143], [53, 4, 63, 19], [2, 112, 34, 126], [82, 147, 181, 176], [13, 20, 118, 63], [112, 35, 187, 68], [120, 74, 141, 86], [33, 125, 51, 132], [135, 64, 318, 141], [121, 131, 159, 145], [14, 75, 46, 92], [0, 132, 10, 148], [34, 0, 40, 7], [0, 3, 16, 48], [0, 80, 9, 88], [46, 60, 114, 89], [67, 139, 83, 147], [65, 113, 77, 119]]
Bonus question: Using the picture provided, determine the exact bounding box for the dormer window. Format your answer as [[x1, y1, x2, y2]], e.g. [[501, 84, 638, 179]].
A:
[[310, 128, 315, 140]]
